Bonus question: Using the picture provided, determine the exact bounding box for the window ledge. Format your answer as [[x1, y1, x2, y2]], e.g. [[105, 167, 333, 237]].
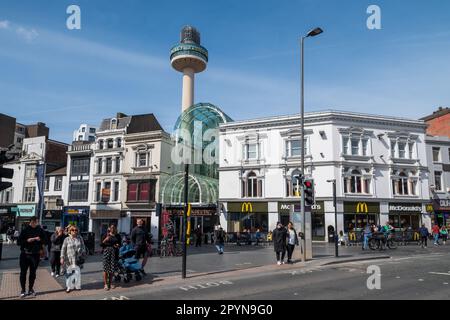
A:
[[341, 154, 372, 161], [283, 155, 312, 161], [393, 195, 419, 198], [390, 158, 417, 164], [344, 193, 373, 197]]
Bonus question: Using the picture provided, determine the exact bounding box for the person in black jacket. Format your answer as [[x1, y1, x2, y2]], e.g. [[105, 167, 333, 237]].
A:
[[17, 217, 47, 298], [131, 219, 151, 275], [50, 227, 66, 277], [272, 222, 287, 265]]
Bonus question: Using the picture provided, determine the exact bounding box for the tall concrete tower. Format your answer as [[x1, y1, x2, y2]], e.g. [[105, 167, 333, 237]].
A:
[[170, 26, 208, 112]]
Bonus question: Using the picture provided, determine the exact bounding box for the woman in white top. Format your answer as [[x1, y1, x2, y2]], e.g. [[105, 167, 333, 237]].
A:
[[286, 222, 299, 264]]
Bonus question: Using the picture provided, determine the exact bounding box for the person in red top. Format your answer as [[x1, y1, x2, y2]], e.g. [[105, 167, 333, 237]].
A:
[[432, 223, 440, 245]]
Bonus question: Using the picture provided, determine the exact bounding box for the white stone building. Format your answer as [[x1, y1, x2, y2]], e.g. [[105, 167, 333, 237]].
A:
[[219, 110, 431, 241], [73, 124, 97, 143]]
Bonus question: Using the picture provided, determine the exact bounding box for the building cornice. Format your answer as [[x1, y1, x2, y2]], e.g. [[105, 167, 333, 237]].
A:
[[220, 111, 427, 132]]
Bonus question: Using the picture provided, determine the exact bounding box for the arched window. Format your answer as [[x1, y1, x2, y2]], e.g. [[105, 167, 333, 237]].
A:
[[286, 170, 302, 197], [398, 172, 408, 195], [117, 138, 122, 148], [107, 139, 114, 149], [98, 140, 104, 150], [242, 171, 262, 198], [344, 169, 367, 194]]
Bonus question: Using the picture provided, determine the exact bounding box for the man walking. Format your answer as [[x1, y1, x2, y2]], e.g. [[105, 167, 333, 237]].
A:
[[419, 224, 429, 248], [214, 225, 225, 254], [131, 219, 151, 275], [17, 217, 47, 298], [194, 225, 202, 247]]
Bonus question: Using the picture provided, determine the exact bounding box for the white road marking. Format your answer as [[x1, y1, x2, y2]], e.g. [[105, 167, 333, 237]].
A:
[[444, 283, 448, 285], [418, 279, 424, 281], [429, 272, 450, 276], [294, 293, 298, 296], [396, 276, 400, 279]]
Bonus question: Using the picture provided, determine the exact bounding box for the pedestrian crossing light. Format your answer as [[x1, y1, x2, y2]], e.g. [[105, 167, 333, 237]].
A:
[[303, 179, 315, 206]]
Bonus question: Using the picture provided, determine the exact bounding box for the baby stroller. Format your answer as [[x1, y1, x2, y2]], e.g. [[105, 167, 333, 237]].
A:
[[115, 241, 145, 283]]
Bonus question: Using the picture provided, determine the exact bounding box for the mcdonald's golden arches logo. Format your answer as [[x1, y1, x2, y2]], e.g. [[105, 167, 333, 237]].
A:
[[426, 204, 434, 213], [241, 202, 253, 213], [356, 202, 369, 213]]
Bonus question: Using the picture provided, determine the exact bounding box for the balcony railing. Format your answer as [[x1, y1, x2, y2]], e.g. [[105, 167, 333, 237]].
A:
[[68, 144, 93, 152]]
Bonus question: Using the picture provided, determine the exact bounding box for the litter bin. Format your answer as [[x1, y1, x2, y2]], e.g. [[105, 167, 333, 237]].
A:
[[327, 225, 335, 243]]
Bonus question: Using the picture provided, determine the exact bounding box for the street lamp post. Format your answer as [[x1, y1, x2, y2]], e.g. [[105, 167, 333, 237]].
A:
[[327, 179, 338, 257], [182, 163, 189, 279], [300, 27, 323, 262]]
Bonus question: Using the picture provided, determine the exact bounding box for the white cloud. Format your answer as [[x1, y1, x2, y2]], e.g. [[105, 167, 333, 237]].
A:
[[0, 20, 10, 29], [16, 26, 39, 42]]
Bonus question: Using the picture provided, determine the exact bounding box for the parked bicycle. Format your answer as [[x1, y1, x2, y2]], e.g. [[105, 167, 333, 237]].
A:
[[159, 239, 183, 257]]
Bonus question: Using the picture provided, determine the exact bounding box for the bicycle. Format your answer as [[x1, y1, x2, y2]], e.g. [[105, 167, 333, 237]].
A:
[[159, 239, 183, 257], [369, 232, 397, 250]]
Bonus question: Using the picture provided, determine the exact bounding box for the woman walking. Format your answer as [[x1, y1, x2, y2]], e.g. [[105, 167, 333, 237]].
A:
[[272, 222, 287, 265], [50, 227, 65, 277], [101, 225, 121, 290], [286, 222, 299, 264], [61, 225, 86, 293], [440, 225, 448, 245]]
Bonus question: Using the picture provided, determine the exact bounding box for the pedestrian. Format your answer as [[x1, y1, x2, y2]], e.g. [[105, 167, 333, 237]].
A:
[[432, 223, 440, 245], [6, 227, 13, 244], [61, 225, 86, 293], [131, 219, 151, 275], [50, 227, 65, 277], [17, 217, 47, 298], [362, 224, 372, 250], [255, 229, 261, 246], [272, 222, 287, 265], [101, 225, 121, 290], [440, 225, 448, 245], [14, 228, 20, 244], [214, 225, 225, 254], [194, 225, 202, 247], [286, 222, 299, 264], [419, 224, 429, 248]]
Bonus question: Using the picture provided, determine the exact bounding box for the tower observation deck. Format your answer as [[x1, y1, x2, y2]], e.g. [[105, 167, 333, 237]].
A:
[[170, 26, 209, 112]]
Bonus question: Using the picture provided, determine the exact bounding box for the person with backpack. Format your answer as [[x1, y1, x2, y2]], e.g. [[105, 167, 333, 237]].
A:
[[214, 225, 226, 254], [419, 224, 429, 248], [17, 217, 47, 298], [272, 222, 287, 265]]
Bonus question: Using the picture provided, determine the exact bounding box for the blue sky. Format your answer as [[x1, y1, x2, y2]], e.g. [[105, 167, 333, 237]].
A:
[[0, 0, 449, 143]]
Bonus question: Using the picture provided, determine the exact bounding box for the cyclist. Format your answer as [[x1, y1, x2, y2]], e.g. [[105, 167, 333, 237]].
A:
[[382, 221, 394, 248]]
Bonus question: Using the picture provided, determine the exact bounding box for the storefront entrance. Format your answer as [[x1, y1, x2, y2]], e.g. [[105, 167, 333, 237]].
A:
[[343, 201, 380, 232], [227, 202, 269, 233]]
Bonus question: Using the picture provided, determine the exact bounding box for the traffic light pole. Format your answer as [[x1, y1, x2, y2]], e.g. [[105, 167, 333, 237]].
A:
[[300, 36, 306, 262], [182, 163, 189, 279], [333, 180, 338, 257]]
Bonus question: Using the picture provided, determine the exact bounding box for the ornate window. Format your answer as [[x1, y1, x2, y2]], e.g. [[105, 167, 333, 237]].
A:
[[391, 169, 418, 196], [343, 168, 371, 194], [241, 171, 262, 198], [286, 170, 302, 197]]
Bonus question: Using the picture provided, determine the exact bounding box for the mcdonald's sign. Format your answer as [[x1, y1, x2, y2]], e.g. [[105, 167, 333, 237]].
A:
[[241, 202, 253, 213], [227, 202, 268, 213], [356, 202, 368, 213], [344, 201, 379, 214]]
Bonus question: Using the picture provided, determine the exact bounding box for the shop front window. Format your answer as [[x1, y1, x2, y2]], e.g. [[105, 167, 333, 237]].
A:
[[227, 213, 268, 233]]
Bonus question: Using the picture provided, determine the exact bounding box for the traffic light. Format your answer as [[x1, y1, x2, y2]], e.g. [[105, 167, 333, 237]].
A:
[[303, 179, 315, 206], [0, 166, 13, 192]]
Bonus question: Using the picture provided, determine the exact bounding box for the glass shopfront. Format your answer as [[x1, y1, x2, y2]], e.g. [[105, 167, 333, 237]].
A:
[[343, 201, 380, 232], [388, 203, 422, 230], [227, 202, 268, 233], [278, 201, 325, 240]]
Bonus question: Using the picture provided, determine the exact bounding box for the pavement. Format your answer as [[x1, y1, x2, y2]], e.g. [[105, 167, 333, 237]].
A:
[[1, 240, 446, 300]]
